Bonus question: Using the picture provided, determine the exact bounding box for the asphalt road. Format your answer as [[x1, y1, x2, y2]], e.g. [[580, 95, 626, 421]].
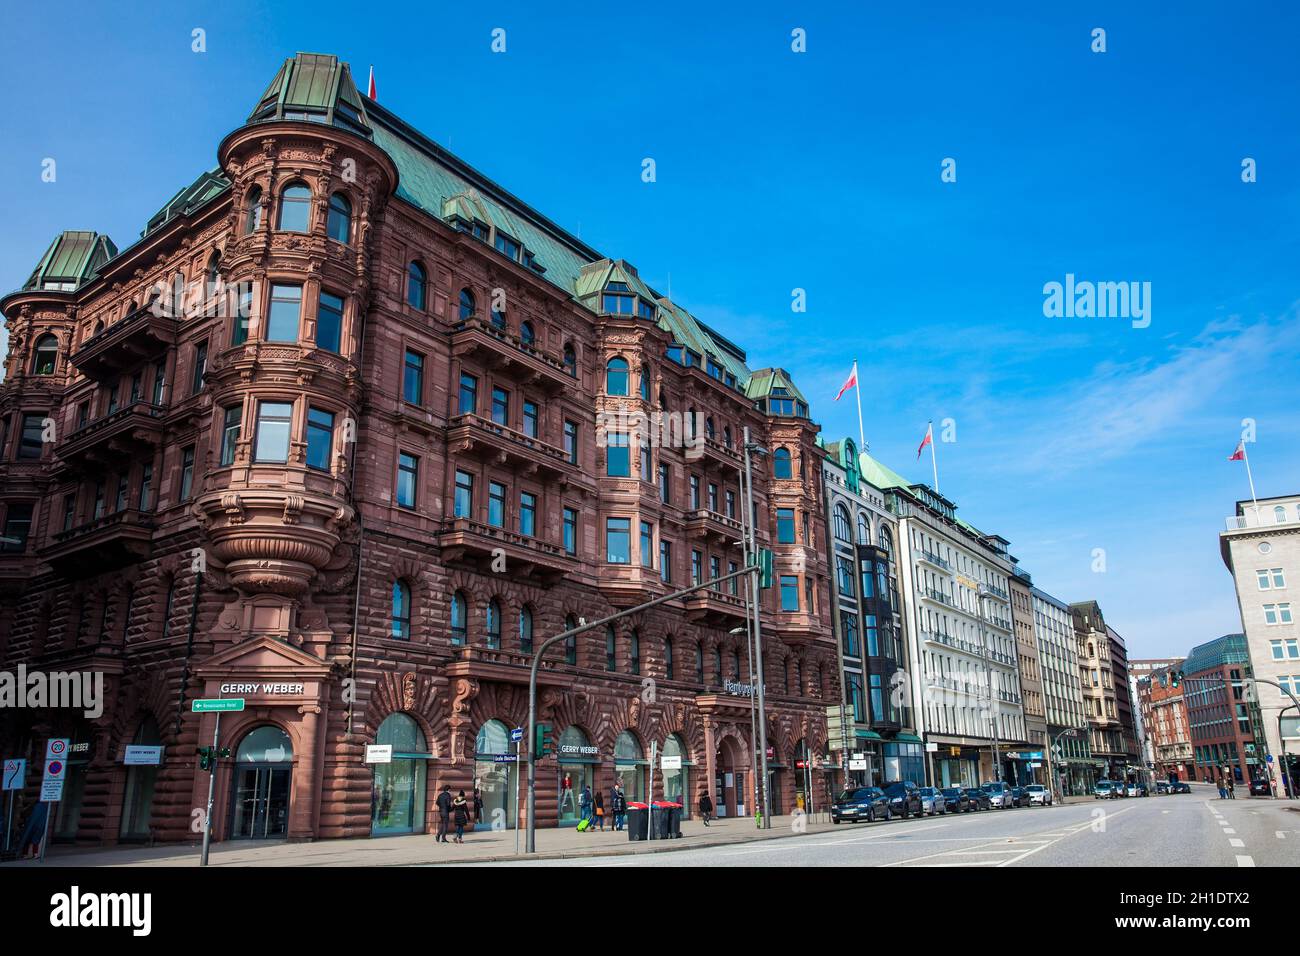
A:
[[469, 784, 1300, 867]]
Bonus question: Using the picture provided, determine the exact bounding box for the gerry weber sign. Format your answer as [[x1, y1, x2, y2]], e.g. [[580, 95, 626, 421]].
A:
[[218, 683, 305, 695]]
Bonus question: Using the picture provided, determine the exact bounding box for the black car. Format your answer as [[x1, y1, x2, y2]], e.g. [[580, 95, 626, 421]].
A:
[[831, 786, 891, 824], [1170, 780, 1191, 794], [964, 787, 991, 810], [941, 787, 971, 813], [883, 781, 923, 818], [1249, 777, 1272, 797], [1009, 786, 1031, 807]]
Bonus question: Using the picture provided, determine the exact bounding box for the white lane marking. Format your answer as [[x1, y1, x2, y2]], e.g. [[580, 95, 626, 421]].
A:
[[1229, 838, 1245, 847], [1277, 831, 1287, 839], [1223, 828, 1236, 834], [1236, 855, 1255, 867], [1162, 810, 1170, 814]]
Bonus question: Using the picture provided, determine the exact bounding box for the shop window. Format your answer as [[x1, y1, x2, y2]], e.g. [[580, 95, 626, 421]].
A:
[[372, 714, 429, 835], [614, 731, 645, 802], [475, 719, 517, 830]]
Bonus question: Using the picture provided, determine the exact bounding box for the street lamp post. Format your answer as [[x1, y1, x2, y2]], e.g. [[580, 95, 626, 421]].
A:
[[743, 426, 771, 829]]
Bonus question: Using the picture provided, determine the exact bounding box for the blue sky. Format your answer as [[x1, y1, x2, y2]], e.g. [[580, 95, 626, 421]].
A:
[[2, 2, 1297, 659]]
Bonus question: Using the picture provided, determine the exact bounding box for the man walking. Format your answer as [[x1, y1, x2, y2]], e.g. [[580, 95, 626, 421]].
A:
[[698, 789, 713, 826], [436, 784, 453, 842], [610, 781, 627, 831]]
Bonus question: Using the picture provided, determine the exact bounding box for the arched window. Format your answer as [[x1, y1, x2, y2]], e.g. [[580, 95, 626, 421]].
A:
[[705, 417, 715, 440], [486, 598, 502, 649], [878, 525, 894, 560], [407, 262, 426, 310], [372, 713, 428, 835], [630, 629, 641, 675], [520, 320, 535, 345], [244, 185, 263, 234], [606, 357, 629, 396], [475, 719, 510, 757], [664, 638, 674, 680], [519, 606, 534, 654], [1275, 505, 1287, 524], [687, 408, 698, 439], [450, 591, 467, 645], [563, 343, 577, 377], [714, 647, 723, 683], [614, 731, 645, 801], [31, 334, 58, 375], [459, 288, 476, 321], [732, 650, 741, 680], [661, 733, 689, 808], [857, 513, 871, 545], [391, 581, 411, 639], [205, 253, 221, 298], [615, 731, 642, 760], [833, 504, 852, 542], [236, 725, 293, 763], [490, 306, 507, 329], [723, 426, 732, 448], [326, 192, 352, 243], [640, 367, 651, 401], [773, 447, 793, 479], [277, 182, 312, 232]]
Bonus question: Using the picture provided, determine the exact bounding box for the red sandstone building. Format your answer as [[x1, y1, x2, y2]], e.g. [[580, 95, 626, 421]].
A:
[[0, 54, 838, 844], [1132, 659, 1194, 782]]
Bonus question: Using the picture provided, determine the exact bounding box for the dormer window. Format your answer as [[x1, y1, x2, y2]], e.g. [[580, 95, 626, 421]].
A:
[[637, 300, 655, 320], [494, 232, 521, 261], [602, 293, 634, 315], [606, 282, 630, 292], [769, 398, 796, 416]]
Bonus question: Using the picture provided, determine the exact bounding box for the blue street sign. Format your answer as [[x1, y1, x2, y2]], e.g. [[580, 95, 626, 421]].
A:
[[510, 727, 523, 742], [493, 753, 515, 763]]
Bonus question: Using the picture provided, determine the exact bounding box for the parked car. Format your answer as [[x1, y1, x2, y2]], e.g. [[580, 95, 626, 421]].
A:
[[883, 781, 923, 818], [917, 786, 948, 816], [1093, 780, 1121, 799], [831, 786, 891, 824], [1170, 780, 1191, 794], [1249, 777, 1272, 797], [965, 787, 992, 810], [1023, 784, 1052, 806], [941, 787, 971, 813], [1155, 781, 1171, 794], [981, 781, 1015, 808], [1008, 786, 1032, 807], [1125, 782, 1147, 797]]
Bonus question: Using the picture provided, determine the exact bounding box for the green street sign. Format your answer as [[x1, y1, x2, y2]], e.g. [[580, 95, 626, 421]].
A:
[[192, 698, 246, 713]]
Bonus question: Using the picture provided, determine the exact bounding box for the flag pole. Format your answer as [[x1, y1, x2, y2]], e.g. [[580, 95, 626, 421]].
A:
[[929, 421, 939, 493], [1242, 442, 1260, 520], [853, 360, 865, 451]]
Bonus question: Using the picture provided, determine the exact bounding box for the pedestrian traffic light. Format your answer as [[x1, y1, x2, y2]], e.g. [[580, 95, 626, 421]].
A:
[[197, 746, 213, 771], [1158, 672, 1168, 688], [534, 722, 554, 761], [757, 548, 773, 589]]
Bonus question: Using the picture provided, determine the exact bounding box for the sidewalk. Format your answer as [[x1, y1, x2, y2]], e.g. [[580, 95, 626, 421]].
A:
[[6, 813, 839, 868]]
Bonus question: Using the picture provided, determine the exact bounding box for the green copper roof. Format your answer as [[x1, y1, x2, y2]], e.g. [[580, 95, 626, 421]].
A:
[[142, 168, 230, 238], [249, 53, 372, 137], [857, 451, 911, 492], [744, 367, 806, 401], [23, 231, 118, 291], [1184, 633, 1250, 675]]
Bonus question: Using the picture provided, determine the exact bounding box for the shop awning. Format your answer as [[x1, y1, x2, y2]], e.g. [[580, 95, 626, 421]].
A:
[[893, 733, 923, 744], [854, 729, 883, 741]]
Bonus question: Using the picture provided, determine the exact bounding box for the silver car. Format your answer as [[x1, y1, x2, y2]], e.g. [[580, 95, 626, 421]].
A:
[[1023, 784, 1052, 806], [917, 786, 948, 816], [981, 781, 1014, 808]]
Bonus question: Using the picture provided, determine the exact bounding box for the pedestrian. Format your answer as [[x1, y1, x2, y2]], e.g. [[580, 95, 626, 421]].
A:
[[1217, 776, 1227, 800], [610, 781, 627, 831], [436, 784, 452, 842], [1227, 777, 1235, 800], [698, 790, 713, 826], [593, 789, 605, 830], [473, 787, 484, 826], [579, 785, 595, 832], [452, 790, 469, 843]]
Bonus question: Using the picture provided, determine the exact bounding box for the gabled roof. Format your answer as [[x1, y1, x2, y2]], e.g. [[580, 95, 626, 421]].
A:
[[142, 168, 231, 238], [745, 367, 806, 402], [23, 231, 118, 291], [249, 52, 372, 137]]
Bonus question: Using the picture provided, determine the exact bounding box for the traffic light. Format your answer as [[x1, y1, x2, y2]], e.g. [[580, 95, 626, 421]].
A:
[[757, 548, 774, 589], [1171, 670, 1183, 688], [197, 746, 213, 771], [534, 722, 554, 761], [1159, 672, 1168, 689]]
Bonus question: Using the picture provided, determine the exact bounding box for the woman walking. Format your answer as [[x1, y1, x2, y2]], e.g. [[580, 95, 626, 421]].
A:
[[593, 789, 606, 830], [698, 790, 713, 826], [452, 790, 470, 843]]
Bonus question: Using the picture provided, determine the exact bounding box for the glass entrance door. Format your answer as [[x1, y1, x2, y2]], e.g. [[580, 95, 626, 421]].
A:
[[231, 766, 291, 839]]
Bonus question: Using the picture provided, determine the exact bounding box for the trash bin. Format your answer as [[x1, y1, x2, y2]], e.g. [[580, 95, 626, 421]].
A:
[[666, 802, 683, 838], [626, 802, 649, 841], [650, 801, 673, 839]]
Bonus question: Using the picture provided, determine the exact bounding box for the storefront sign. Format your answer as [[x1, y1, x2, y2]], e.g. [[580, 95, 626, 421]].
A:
[[849, 757, 868, 770], [559, 744, 599, 756], [123, 746, 163, 766], [925, 742, 938, 752], [218, 683, 304, 696], [661, 755, 682, 770], [365, 745, 393, 764]]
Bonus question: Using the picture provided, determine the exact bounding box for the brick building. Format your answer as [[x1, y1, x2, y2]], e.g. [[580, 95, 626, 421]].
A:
[[0, 53, 838, 845], [1131, 658, 1193, 782], [1182, 634, 1263, 786]]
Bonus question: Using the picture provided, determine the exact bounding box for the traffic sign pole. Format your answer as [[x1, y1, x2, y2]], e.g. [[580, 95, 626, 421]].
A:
[[201, 712, 221, 867]]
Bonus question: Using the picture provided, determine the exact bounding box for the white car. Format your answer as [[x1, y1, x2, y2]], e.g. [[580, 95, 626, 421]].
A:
[[1023, 784, 1052, 806]]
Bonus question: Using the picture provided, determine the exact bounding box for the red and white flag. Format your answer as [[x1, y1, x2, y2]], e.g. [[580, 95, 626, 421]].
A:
[[917, 422, 933, 459], [1228, 441, 1245, 461], [367, 66, 377, 101], [834, 362, 858, 402]]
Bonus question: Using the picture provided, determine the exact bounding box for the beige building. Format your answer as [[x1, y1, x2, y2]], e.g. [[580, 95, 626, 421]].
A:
[[1220, 494, 1300, 794], [1010, 569, 1049, 785]]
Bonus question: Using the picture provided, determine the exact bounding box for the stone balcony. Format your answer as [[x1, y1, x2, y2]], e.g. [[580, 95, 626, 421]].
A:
[[42, 508, 156, 577], [71, 303, 176, 380], [56, 401, 166, 472], [450, 316, 574, 394], [437, 516, 579, 582], [446, 413, 574, 480]]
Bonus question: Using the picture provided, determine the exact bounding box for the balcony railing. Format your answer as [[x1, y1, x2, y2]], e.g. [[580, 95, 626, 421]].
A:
[[918, 549, 951, 571], [71, 303, 176, 379], [447, 413, 572, 474], [1225, 506, 1300, 531], [451, 317, 574, 392]]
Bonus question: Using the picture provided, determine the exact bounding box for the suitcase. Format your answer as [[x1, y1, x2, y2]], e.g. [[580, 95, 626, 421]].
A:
[[576, 818, 591, 831]]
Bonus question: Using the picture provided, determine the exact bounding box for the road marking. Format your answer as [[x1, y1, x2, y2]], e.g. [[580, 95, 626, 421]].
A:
[[1223, 827, 1236, 834], [1277, 831, 1286, 839], [1229, 838, 1245, 847], [1236, 855, 1255, 867], [1161, 810, 1170, 814]]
